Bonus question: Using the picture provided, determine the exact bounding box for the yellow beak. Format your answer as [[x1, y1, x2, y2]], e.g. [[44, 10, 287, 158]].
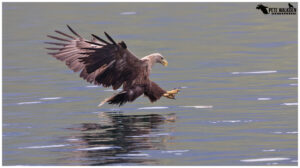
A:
[[161, 59, 168, 66]]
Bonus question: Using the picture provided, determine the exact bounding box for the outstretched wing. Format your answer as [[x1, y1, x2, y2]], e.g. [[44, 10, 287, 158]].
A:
[[46, 25, 143, 90]]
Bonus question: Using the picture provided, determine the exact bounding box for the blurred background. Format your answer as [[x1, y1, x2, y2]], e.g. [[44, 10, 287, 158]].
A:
[[3, 3, 297, 166]]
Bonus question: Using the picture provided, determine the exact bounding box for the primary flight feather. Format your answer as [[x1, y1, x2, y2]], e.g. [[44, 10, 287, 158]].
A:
[[46, 25, 179, 107]]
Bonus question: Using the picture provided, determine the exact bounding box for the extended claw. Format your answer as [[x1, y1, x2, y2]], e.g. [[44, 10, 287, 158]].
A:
[[167, 89, 180, 94], [163, 89, 180, 99], [163, 93, 175, 99]]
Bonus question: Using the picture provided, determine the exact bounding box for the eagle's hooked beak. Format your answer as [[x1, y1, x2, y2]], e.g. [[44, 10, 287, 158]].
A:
[[161, 59, 168, 67]]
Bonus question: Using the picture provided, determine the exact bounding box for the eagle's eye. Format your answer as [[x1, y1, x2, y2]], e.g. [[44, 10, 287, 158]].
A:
[[159, 56, 168, 67]]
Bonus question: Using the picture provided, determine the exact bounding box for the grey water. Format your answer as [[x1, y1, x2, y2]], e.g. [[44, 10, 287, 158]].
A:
[[3, 3, 297, 166]]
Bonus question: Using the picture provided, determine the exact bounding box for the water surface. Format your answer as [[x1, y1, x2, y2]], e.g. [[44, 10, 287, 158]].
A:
[[3, 2, 297, 166]]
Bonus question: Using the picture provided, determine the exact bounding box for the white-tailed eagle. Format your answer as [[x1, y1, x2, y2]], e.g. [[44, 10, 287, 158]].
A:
[[46, 25, 179, 107]]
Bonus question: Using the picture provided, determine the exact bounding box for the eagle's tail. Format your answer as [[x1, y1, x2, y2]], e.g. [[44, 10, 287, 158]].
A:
[[98, 86, 144, 107]]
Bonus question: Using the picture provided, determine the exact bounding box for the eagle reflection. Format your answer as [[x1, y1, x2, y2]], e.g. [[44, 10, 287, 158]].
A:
[[65, 112, 176, 165]]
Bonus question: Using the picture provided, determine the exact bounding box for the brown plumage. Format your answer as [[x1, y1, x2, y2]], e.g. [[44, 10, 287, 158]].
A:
[[46, 25, 179, 107]]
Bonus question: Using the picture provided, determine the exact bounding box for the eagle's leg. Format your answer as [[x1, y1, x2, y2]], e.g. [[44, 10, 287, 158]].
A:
[[163, 89, 180, 99]]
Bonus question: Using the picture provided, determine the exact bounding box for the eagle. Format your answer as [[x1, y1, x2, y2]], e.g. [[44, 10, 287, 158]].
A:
[[256, 4, 269, 14], [46, 25, 180, 107]]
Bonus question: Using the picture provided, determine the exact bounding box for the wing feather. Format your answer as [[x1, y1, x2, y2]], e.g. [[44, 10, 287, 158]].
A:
[[91, 34, 110, 45], [44, 42, 68, 46], [67, 24, 82, 38], [54, 30, 76, 39], [104, 32, 117, 45], [47, 35, 71, 42], [46, 25, 144, 90]]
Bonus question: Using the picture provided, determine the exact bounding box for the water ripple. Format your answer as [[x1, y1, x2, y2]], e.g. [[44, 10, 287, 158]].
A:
[[262, 149, 276, 152], [117, 153, 149, 157], [77, 146, 122, 151], [20, 144, 69, 149], [232, 70, 277, 75], [120, 11, 137, 15], [17, 101, 41, 105], [138, 106, 169, 110], [240, 157, 290, 162], [281, 103, 298, 106], [40, 97, 62, 100], [86, 85, 99, 88], [257, 98, 272, 101], [209, 120, 253, 124], [161, 150, 189, 153], [180, 105, 213, 109]]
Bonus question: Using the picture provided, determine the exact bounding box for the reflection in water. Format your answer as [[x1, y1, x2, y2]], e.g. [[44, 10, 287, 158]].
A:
[[63, 112, 176, 165]]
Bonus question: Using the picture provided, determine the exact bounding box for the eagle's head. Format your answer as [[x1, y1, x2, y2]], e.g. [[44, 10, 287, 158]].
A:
[[141, 53, 168, 68], [150, 53, 168, 67]]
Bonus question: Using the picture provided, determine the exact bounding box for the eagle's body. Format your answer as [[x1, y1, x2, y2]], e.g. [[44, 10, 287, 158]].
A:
[[46, 25, 179, 107]]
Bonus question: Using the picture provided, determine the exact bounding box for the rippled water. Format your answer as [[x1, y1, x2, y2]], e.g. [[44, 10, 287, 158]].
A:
[[3, 3, 297, 166]]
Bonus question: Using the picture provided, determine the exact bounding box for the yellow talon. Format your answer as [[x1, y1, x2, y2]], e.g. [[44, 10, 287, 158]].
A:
[[163, 93, 175, 99], [167, 89, 180, 94], [163, 89, 180, 99]]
